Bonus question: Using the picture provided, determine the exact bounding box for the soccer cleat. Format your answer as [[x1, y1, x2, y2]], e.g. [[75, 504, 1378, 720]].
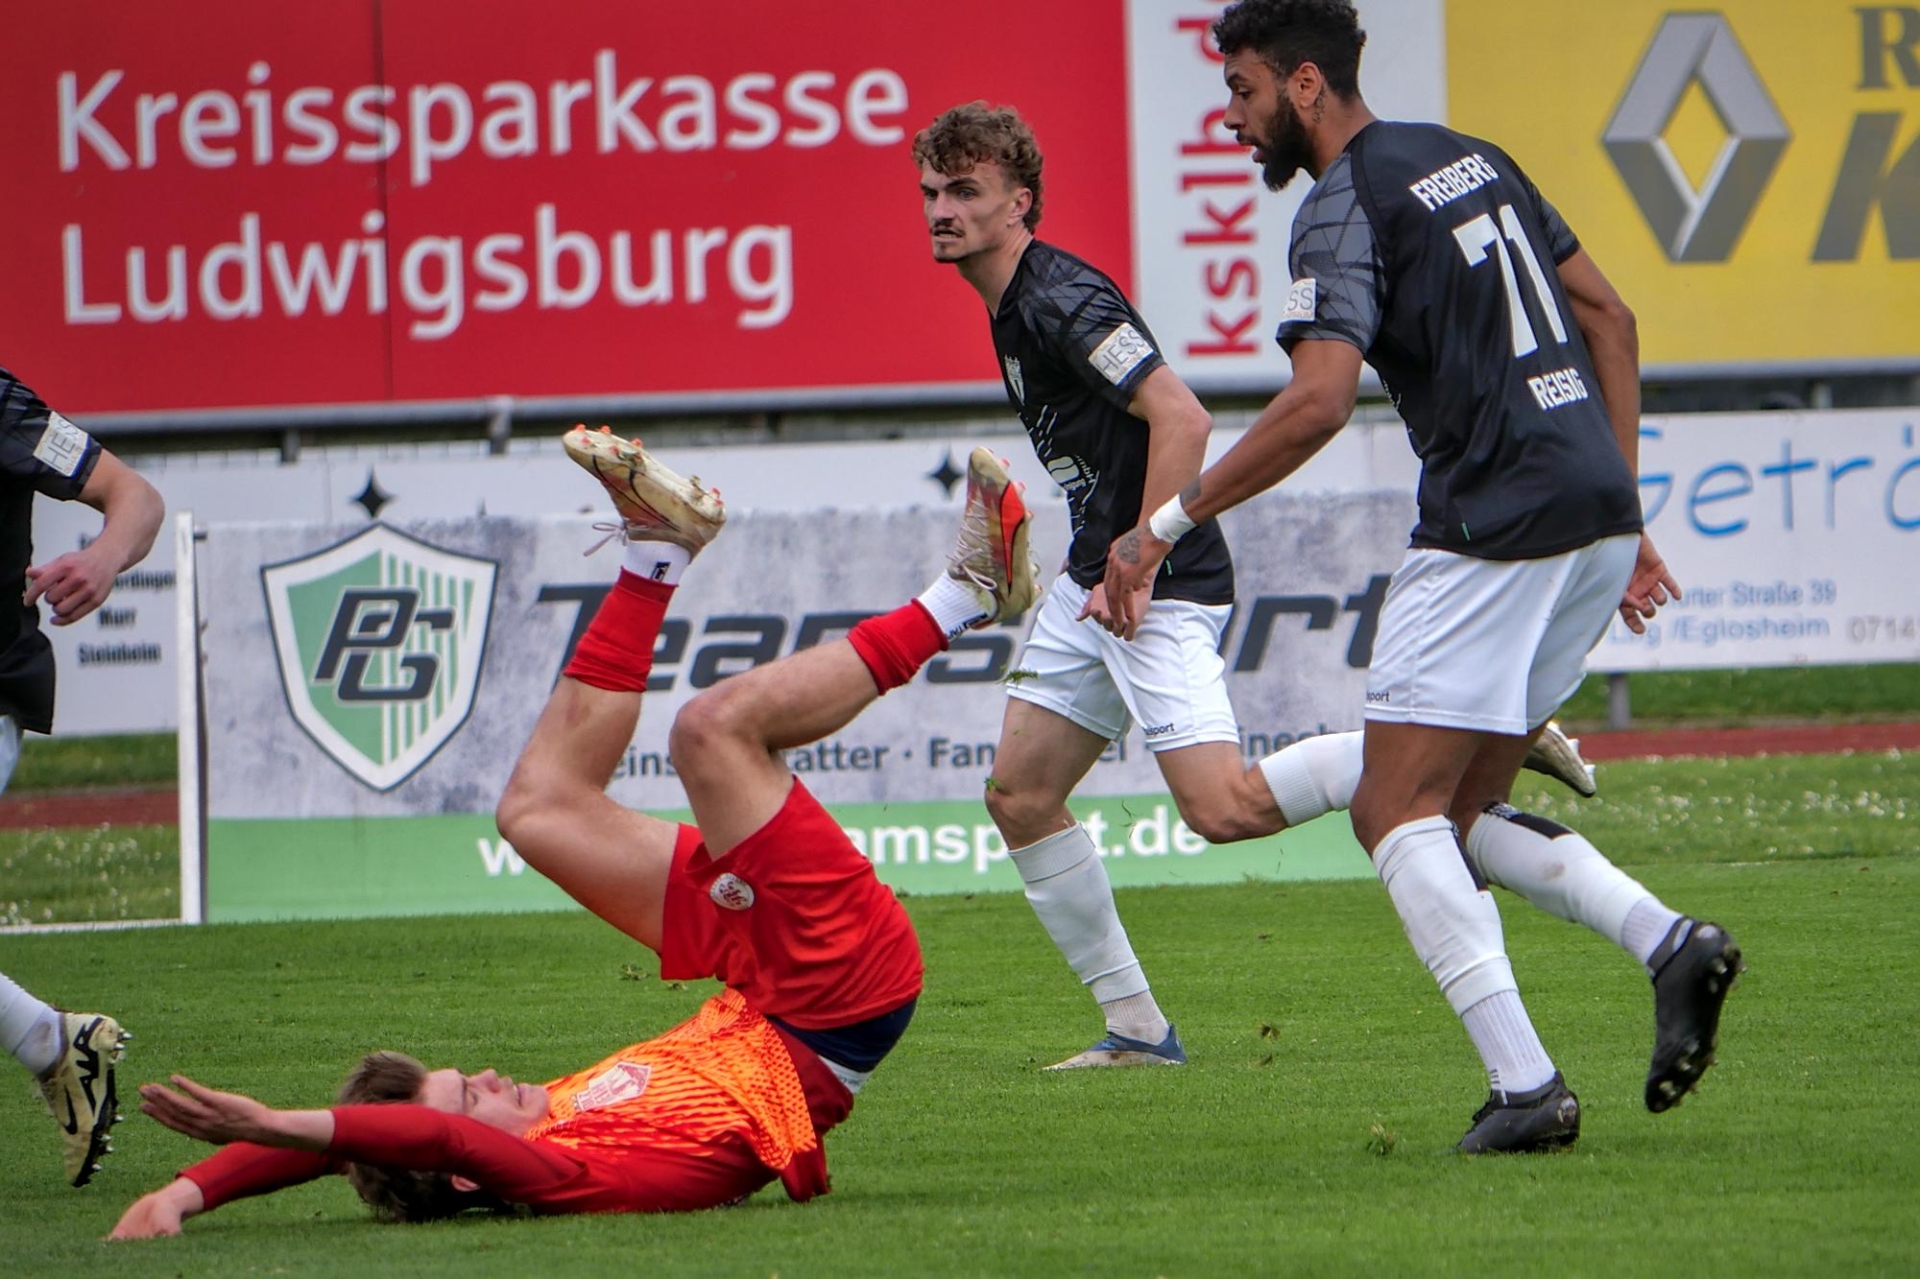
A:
[[563, 425, 726, 553], [1044, 1023, 1187, 1070], [948, 447, 1039, 626], [1458, 1072, 1581, 1154], [1645, 919, 1743, 1113], [1522, 720, 1598, 797], [36, 1012, 128, 1187]]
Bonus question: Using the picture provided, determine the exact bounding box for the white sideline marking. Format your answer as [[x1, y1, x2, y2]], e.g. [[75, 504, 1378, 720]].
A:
[[0, 917, 187, 936]]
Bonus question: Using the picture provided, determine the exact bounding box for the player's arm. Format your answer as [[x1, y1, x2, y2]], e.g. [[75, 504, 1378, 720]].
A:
[[1084, 365, 1212, 637], [1104, 340, 1362, 635], [112, 1077, 339, 1240], [1557, 246, 1680, 632], [25, 447, 165, 625]]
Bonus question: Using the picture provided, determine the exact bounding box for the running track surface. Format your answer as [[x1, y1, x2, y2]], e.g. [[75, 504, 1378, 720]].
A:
[[3, 723, 1916, 831]]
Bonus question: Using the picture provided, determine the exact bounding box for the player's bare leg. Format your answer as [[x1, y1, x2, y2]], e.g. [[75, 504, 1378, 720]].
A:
[[1350, 721, 1579, 1153], [495, 427, 725, 952], [496, 681, 682, 952], [672, 641, 919, 856], [1453, 727, 1742, 1114], [1153, 740, 1286, 843], [674, 445, 1039, 857]]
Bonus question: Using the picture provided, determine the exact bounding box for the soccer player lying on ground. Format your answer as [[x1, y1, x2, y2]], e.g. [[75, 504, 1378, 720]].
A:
[[107, 430, 1039, 1238]]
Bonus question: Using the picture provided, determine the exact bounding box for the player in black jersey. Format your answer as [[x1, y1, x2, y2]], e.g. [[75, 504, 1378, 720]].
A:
[[2, 363, 160, 1184], [1103, 2, 1741, 1149], [914, 102, 1379, 1070]]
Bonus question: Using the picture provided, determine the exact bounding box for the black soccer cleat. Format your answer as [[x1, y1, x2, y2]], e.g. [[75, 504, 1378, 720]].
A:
[[1458, 1072, 1581, 1154], [1646, 919, 1743, 1113]]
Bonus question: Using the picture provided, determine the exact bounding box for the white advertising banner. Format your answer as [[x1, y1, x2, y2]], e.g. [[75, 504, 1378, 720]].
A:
[[1594, 409, 1920, 670], [201, 498, 1406, 820], [35, 418, 1415, 735], [196, 497, 1408, 919]]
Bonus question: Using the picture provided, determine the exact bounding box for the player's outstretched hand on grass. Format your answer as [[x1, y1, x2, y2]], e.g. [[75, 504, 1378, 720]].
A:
[[139, 1075, 333, 1150], [108, 1178, 205, 1240]]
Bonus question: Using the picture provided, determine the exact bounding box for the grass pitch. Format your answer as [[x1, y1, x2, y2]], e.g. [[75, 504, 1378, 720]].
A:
[[2, 757, 1916, 1276]]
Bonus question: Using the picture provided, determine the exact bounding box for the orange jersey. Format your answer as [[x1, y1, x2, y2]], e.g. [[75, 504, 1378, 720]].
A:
[[528, 990, 817, 1183]]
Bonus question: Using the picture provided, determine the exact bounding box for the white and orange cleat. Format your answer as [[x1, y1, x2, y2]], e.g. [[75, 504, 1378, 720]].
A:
[[949, 448, 1039, 626], [562, 425, 726, 554]]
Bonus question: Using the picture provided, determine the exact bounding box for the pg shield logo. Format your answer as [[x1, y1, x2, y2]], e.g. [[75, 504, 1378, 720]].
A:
[[262, 525, 498, 791]]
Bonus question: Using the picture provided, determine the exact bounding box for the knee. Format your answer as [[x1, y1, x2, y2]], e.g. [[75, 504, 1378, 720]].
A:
[[1348, 783, 1392, 854], [982, 775, 1056, 845], [494, 765, 544, 848], [667, 688, 738, 774]]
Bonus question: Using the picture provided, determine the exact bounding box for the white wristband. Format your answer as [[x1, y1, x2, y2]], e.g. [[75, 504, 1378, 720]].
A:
[[1147, 496, 1197, 544]]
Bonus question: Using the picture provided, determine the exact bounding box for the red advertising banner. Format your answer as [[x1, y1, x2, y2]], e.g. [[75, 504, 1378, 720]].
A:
[[1, 1, 1131, 413]]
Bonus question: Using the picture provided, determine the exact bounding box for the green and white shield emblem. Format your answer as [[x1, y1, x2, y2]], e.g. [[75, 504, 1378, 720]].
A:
[[262, 525, 498, 791]]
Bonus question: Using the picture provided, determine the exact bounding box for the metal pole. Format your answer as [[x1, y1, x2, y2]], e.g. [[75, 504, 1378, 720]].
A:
[[1607, 672, 1632, 731]]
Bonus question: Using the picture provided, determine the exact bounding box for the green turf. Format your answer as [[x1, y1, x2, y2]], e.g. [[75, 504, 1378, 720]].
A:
[[0, 825, 179, 926], [7, 732, 177, 792], [0, 752, 1915, 1275], [1559, 662, 1920, 727], [0, 858, 1914, 1275]]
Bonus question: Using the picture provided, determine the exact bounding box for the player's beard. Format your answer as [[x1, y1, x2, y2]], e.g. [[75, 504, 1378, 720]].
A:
[[1253, 101, 1313, 191]]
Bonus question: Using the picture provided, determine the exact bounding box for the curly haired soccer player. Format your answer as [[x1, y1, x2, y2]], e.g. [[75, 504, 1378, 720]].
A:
[[108, 430, 1038, 1237]]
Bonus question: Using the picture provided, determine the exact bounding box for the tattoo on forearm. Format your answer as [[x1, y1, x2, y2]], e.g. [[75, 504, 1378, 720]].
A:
[[1179, 480, 1201, 508]]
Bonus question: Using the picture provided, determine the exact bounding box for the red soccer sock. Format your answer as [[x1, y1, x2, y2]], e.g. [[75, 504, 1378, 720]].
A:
[[562, 572, 675, 692], [848, 601, 948, 694]]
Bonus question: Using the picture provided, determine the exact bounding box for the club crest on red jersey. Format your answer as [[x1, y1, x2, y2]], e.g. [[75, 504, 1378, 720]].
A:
[[709, 872, 755, 911]]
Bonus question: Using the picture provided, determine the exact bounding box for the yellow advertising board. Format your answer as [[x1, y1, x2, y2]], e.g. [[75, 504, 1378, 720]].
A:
[[1447, 0, 1920, 370]]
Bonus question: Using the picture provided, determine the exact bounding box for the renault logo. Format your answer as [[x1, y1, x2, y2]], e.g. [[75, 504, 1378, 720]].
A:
[[1603, 14, 1791, 262]]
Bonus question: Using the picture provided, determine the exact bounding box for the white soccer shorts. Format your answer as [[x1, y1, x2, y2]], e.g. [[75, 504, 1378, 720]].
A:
[[1006, 577, 1240, 751], [1364, 533, 1639, 734]]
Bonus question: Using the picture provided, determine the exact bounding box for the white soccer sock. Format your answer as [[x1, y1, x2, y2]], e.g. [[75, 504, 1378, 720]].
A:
[[1259, 731, 1364, 826], [1461, 991, 1558, 1096], [1466, 805, 1679, 970], [917, 574, 991, 639], [0, 973, 62, 1077], [1009, 825, 1167, 1040], [622, 539, 692, 585], [1374, 816, 1553, 1093], [1622, 901, 1690, 973]]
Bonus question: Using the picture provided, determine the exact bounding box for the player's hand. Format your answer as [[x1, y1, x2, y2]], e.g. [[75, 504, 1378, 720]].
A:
[[23, 546, 120, 626], [1618, 533, 1681, 635], [139, 1075, 284, 1147], [108, 1180, 203, 1240], [1099, 528, 1169, 640]]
